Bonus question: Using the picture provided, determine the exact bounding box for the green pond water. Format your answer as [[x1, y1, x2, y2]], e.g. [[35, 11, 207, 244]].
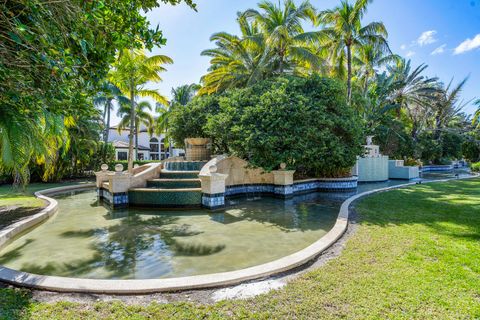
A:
[[0, 168, 470, 280], [0, 190, 341, 280]]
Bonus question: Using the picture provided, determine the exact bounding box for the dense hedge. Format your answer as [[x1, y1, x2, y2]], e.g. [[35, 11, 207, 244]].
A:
[[171, 75, 364, 178]]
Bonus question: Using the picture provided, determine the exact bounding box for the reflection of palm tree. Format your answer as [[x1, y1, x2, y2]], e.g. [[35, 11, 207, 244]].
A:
[[92, 215, 225, 278]]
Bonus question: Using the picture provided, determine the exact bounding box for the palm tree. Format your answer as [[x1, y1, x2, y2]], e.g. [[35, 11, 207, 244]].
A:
[[387, 59, 440, 140], [156, 84, 200, 156], [109, 49, 172, 172], [473, 99, 480, 128], [430, 78, 470, 139], [243, 0, 321, 74], [0, 109, 68, 186], [353, 43, 400, 96], [319, 0, 390, 103], [94, 82, 128, 162], [171, 84, 200, 106], [200, 13, 271, 94], [117, 101, 155, 161]]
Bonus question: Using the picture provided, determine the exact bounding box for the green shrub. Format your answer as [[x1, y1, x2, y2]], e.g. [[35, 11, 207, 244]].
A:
[[471, 162, 480, 172], [171, 75, 365, 178]]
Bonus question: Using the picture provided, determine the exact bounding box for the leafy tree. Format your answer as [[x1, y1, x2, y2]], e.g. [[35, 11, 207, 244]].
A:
[[169, 96, 221, 148], [0, 0, 195, 184], [318, 0, 390, 103], [156, 84, 200, 155], [172, 76, 364, 178], [109, 49, 172, 171]]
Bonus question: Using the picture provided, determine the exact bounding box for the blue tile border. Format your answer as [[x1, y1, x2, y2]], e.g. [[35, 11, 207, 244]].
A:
[[224, 178, 358, 200], [202, 192, 225, 209], [97, 188, 129, 208]]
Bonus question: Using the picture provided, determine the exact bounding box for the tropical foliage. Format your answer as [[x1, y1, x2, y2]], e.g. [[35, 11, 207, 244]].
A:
[[0, 0, 194, 184], [171, 76, 364, 177], [196, 0, 478, 167], [108, 49, 173, 171]]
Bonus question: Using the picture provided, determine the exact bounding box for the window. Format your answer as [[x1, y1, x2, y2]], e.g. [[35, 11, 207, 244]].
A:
[[138, 153, 144, 160], [150, 137, 159, 160], [160, 138, 165, 153], [118, 151, 127, 160]]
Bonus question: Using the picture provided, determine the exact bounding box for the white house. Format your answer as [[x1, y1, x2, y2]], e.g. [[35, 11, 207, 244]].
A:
[[108, 126, 184, 161]]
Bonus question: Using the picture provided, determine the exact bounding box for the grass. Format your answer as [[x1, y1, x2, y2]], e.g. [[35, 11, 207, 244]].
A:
[[1, 178, 479, 319], [0, 180, 92, 229]]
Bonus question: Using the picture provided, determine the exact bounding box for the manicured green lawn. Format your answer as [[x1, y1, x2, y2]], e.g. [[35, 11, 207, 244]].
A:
[[1, 179, 479, 319]]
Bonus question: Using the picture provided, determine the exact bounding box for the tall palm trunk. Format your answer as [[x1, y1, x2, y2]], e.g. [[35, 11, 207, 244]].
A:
[[135, 121, 139, 161], [102, 101, 111, 162], [346, 44, 352, 104], [128, 83, 135, 173]]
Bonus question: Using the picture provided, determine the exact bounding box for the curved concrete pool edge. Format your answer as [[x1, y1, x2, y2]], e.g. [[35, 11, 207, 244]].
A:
[[0, 176, 477, 294]]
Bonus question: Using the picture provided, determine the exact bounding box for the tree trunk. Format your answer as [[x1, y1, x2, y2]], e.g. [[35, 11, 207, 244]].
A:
[[347, 44, 352, 104], [128, 83, 135, 173], [135, 121, 139, 162], [103, 100, 111, 162]]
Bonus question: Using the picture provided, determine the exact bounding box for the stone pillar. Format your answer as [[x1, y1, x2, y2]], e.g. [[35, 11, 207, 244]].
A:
[[104, 164, 131, 208], [199, 165, 228, 209], [95, 164, 111, 188], [272, 168, 295, 198]]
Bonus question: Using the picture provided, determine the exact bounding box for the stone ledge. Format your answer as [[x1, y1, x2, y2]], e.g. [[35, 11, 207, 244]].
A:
[[0, 176, 477, 294]]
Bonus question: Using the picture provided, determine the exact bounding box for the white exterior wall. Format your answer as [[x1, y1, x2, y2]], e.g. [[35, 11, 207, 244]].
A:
[[108, 128, 184, 161]]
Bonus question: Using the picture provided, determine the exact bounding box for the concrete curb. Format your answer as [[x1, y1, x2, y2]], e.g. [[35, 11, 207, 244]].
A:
[[0, 176, 477, 294]]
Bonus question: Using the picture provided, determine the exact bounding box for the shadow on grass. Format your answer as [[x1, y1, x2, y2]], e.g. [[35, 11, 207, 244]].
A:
[[0, 287, 32, 320], [0, 207, 43, 229], [356, 179, 480, 241]]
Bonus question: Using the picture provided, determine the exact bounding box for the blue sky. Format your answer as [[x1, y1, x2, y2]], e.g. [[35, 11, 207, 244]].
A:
[[113, 0, 479, 124]]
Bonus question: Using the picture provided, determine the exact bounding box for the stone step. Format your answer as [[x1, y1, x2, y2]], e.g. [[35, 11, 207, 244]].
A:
[[164, 161, 207, 171], [128, 188, 202, 207], [147, 178, 201, 189], [160, 170, 200, 179]]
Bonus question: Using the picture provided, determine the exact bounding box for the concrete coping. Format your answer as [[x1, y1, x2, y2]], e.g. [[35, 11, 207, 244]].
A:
[[0, 175, 477, 294]]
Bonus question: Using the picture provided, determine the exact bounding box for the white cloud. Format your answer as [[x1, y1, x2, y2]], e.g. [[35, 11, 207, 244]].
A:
[[454, 34, 480, 55], [406, 50, 416, 57], [431, 44, 446, 55], [400, 44, 407, 50], [417, 30, 437, 46]]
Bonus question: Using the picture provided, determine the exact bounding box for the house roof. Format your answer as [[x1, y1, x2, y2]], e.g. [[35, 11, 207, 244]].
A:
[[112, 140, 150, 151]]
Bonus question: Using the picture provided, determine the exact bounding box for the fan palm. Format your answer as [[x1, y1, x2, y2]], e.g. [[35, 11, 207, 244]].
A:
[[117, 101, 155, 161], [318, 0, 390, 103], [109, 49, 172, 172], [94, 82, 129, 162]]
